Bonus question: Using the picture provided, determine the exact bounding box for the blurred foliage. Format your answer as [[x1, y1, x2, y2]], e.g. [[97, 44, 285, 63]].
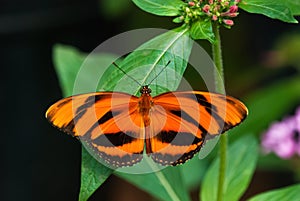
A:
[[99, 0, 132, 18], [263, 33, 300, 71], [248, 184, 300, 201], [201, 135, 258, 201]]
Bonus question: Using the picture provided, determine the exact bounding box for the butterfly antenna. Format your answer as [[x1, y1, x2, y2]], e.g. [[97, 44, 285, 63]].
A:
[[112, 62, 142, 86], [148, 61, 171, 86]]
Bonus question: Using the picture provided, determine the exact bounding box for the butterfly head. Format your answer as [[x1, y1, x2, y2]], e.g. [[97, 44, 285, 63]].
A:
[[140, 85, 152, 94]]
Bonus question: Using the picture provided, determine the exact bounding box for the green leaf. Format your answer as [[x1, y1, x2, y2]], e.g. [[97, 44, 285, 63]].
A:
[[53, 26, 194, 201], [53, 44, 116, 201], [79, 148, 113, 201], [53, 25, 192, 200], [284, 0, 300, 15], [132, 0, 185, 16], [118, 166, 191, 201], [99, 26, 193, 96], [239, 0, 298, 23], [180, 156, 209, 190], [190, 20, 215, 43], [201, 135, 258, 201], [108, 27, 193, 201], [247, 184, 300, 201], [53, 44, 85, 97]]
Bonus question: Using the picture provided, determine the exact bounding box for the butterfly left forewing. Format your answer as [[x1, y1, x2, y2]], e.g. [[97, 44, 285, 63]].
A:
[[46, 92, 145, 167], [149, 91, 247, 165]]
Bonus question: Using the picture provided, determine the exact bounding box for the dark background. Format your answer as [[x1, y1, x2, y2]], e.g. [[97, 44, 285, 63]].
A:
[[1, 1, 299, 201]]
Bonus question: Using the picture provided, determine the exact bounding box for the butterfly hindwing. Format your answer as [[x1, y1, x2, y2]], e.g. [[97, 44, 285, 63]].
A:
[[46, 92, 144, 167]]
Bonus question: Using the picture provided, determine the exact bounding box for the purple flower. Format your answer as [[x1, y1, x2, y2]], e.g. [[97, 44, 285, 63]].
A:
[[261, 107, 300, 159]]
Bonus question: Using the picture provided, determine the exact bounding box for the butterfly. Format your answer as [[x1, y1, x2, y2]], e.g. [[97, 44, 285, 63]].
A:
[[46, 80, 248, 167]]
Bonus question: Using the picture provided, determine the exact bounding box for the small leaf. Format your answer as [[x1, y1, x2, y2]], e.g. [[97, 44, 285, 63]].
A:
[[190, 20, 215, 43], [132, 0, 185, 16], [247, 184, 300, 201], [173, 16, 183, 23], [201, 135, 258, 201], [79, 148, 113, 201], [240, 0, 298, 23]]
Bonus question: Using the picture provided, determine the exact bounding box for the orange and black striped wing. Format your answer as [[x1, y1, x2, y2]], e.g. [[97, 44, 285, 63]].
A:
[[46, 92, 145, 167], [148, 91, 248, 166]]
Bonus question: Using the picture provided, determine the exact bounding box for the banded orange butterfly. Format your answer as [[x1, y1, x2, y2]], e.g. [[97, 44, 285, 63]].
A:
[[46, 62, 248, 167]]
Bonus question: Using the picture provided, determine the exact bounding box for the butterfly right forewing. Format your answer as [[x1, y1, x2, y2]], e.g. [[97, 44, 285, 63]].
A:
[[148, 91, 248, 165]]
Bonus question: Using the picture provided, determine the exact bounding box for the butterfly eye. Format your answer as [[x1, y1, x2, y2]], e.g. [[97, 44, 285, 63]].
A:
[[139, 87, 144, 94]]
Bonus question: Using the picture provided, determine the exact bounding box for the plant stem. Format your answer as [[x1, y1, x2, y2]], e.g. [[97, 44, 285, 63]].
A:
[[212, 24, 225, 94], [212, 23, 227, 201]]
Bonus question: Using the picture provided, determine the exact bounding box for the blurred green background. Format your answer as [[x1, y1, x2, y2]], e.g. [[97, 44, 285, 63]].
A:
[[1, 0, 299, 200]]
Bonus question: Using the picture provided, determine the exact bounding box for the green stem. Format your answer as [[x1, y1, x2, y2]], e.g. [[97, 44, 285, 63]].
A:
[[212, 24, 225, 94], [147, 158, 182, 201], [212, 23, 227, 201]]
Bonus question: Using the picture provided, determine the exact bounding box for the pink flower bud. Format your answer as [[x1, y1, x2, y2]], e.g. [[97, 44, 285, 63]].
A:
[[212, 15, 218, 21], [223, 19, 234, 26], [229, 5, 238, 13], [188, 1, 195, 6], [227, 12, 238, 17], [235, 0, 240, 3], [202, 4, 210, 13], [208, 0, 213, 4]]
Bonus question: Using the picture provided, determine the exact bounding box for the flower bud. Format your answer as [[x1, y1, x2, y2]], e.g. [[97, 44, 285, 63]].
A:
[[229, 5, 238, 13], [227, 12, 238, 17], [202, 4, 210, 13], [188, 1, 195, 7], [223, 19, 234, 26], [212, 15, 218, 21]]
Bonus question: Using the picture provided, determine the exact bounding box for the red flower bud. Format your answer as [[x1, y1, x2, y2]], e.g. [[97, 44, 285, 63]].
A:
[[188, 1, 195, 7], [223, 19, 234, 26], [202, 4, 210, 13], [229, 5, 238, 13], [212, 15, 218, 21], [227, 12, 238, 17]]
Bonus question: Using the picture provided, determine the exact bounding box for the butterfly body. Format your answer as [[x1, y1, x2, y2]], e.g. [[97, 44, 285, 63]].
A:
[[46, 86, 248, 167]]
